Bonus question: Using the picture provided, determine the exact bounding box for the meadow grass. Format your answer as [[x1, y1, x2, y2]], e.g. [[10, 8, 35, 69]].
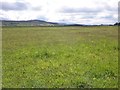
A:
[[2, 26, 118, 88]]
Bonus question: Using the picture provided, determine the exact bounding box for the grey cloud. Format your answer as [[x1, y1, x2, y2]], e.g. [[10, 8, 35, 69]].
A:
[[60, 2, 117, 14], [81, 14, 96, 19], [37, 16, 48, 21], [0, 17, 9, 20], [60, 7, 102, 14], [106, 7, 117, 12], [101, 15, 113, 19], [1, 2, 29, 11], [104, 4, 117, 12], [101, 15, 117, 21], [31, 6, 41, 11]]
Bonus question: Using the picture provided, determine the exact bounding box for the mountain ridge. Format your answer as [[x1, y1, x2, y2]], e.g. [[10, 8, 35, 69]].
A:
[[0, 20, 117, 26], [1, 20, 60, 26]]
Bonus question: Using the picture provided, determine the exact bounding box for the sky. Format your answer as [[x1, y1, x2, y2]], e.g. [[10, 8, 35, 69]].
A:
[[0, 0, 119, 25]]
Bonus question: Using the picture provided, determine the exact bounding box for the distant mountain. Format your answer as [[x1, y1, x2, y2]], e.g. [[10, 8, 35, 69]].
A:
[[1, 20, 60, 26], [1, 20, 115, 26]]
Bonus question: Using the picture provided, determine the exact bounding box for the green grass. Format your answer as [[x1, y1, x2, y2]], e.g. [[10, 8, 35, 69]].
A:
[[2, 26, 118, 88]]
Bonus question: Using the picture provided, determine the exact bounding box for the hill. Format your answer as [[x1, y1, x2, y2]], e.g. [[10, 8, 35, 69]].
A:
[[1, 20, 60, 26], [1, 20, 117, 26]]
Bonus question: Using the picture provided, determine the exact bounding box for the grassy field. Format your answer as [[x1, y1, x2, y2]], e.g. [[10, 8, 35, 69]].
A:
[[2, 26, 118, 88]]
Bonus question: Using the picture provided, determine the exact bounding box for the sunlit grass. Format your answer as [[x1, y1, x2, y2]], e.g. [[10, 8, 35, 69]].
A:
[[2, 26, 118, 88]]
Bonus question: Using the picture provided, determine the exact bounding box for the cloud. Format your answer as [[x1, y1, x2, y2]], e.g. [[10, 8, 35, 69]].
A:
[[0, 17, 9, 20], [0, 0, 119, 24], [31, 7, 41, 11], [37, 16, 48, 21], [1, 1, 29, 11], [59, 1, 117, 14], [60, 7, 102, 14]]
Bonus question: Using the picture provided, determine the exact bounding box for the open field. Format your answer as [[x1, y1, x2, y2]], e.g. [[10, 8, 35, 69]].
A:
[[2, 26, 118, 88]]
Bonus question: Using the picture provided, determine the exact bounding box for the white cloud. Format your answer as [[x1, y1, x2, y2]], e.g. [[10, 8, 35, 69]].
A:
[[0, 0, 119, 24]]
